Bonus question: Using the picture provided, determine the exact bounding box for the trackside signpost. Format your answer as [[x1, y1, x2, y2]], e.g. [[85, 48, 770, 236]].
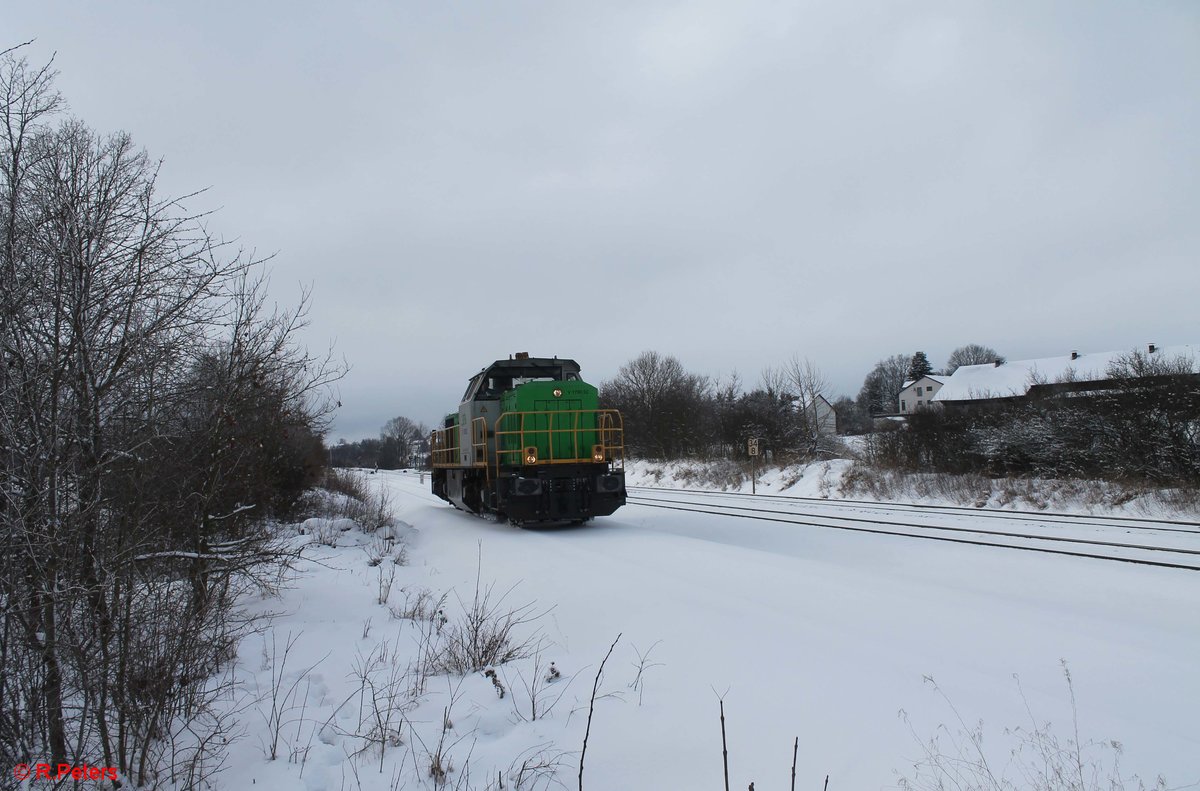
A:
[[747, 438, 759, 494]]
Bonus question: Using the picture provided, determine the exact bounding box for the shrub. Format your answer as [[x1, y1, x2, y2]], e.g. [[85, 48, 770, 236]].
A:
[[897, 666, 1168, 791]]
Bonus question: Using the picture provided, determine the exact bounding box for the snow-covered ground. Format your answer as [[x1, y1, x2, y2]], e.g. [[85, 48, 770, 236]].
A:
[[626, 456, 1200, 520], [217, 469, 1200, 790]]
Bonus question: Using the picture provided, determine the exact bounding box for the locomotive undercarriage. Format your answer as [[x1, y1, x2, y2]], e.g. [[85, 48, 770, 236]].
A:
[[434, 464, 625, 525]]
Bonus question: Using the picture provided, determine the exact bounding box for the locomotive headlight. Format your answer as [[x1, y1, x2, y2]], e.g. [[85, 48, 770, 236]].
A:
[[524, 446, 538, 465], [591, 444, 605, 462]]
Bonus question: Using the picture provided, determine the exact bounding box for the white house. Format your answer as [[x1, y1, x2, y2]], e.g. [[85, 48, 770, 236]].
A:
[[799, 394, 837, 436], [897, 375, 947, 414]]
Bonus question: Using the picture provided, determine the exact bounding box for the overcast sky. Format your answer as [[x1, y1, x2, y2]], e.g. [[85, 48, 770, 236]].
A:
[[8, 1, 1198, 439]]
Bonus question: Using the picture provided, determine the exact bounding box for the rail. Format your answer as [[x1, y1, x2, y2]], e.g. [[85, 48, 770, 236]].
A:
[[625, 491, 1200, 572]]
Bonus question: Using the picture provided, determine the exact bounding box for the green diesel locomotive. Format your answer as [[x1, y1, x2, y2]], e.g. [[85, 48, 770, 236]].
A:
[[430, 354, 626, 524]]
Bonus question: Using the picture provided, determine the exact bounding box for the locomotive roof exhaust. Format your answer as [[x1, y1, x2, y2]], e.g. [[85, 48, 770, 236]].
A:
[[515, 351, 529, 360]]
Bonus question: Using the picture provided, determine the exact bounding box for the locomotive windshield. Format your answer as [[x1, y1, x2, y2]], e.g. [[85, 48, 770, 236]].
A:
[[461, 357, 583, 402]]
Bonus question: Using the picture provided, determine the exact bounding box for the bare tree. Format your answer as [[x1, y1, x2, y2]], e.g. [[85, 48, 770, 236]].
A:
[[786, 355, 831, 455], [601, 351, 711, 459], [0, 49, 341, 786], [0, 45, 64, 768], [382, 415, 425, 443], [737, 367, 799, 461], [379, 415, 429, 468], [857, 354, 910, 415], [712, 371, 744, 456], [945, 344, 1004, 375]]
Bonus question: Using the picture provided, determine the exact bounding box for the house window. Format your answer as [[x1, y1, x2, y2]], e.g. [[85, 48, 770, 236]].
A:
[[917, 400, 923, 406], [916, 387, 923, 397], [901, 399, 907, 412]]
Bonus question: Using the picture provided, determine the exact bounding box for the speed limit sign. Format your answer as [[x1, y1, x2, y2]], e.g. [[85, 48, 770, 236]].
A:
[[747, 438, 759, 456]]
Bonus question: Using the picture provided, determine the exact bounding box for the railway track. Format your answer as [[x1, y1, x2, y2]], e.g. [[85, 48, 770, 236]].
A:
[[628, 485, 1200, 534], [625, 487, 1200, 572]]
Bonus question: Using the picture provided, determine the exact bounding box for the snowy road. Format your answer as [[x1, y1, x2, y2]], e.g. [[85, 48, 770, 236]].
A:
[[366, 470, 1200, 789]]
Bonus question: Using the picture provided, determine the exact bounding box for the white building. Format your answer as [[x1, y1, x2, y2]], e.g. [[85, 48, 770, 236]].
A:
[[897, 375, 947, 414], [931, 343, 1198, 410], [799, 394, 838, 436]]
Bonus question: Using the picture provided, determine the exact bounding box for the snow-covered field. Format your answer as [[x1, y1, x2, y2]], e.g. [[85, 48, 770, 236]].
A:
[[219, 468, 1200, 790], [626, 457, 1200, 519]]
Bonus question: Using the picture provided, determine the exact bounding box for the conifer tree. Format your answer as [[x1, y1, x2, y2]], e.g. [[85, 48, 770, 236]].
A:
[[907, 351, 933, 381]]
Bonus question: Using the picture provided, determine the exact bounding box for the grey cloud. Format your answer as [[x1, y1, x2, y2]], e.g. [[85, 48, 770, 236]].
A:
[[8, 0, 1197, 436]]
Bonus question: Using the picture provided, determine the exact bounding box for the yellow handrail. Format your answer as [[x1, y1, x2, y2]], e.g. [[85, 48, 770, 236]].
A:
[[470, 416, 487, 470], [430, 425, 458, 467], [493, 409, 624, 468], [432, 409, 624, 472]]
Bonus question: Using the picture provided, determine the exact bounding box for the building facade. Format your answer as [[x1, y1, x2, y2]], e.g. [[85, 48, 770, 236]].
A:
[[897, 375, 946, 414]]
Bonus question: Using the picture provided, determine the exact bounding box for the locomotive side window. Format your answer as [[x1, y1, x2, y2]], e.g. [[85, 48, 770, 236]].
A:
[[462, 373, 484, 402], [480, 376, 513, 397]]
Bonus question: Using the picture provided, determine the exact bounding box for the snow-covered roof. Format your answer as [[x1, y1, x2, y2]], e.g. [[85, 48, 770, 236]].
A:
[[900, 374, 948, 390], [932, 344, 1198, 402]]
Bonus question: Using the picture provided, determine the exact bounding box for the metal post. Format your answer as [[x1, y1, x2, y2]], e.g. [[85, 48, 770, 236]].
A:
[[747, 437, 759, 494]]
